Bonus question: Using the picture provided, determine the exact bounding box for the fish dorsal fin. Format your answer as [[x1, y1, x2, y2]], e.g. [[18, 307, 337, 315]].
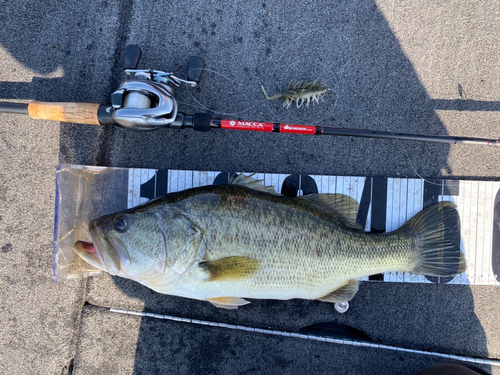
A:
[[205, 297, 251, 309], [298, 193, 362, 230], [228, 173, 279, 195], [199, 256, 260, 281], [317, 279, 360, 303]]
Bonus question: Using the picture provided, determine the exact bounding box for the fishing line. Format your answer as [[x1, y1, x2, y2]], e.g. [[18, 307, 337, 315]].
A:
[[384, 126, 462, 188], [250, 26, 351, 124], [110, 308, 500, 367], [275, 58, 342, 123], [181, 25, 350, 124], [179, 69, 270, 116]]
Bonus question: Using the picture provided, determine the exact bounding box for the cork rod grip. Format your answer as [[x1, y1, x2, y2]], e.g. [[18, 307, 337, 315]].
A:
[[27, 101, 100, 125]]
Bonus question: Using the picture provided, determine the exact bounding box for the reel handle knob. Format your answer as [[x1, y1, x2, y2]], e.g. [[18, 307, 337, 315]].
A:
[[124, 45, 142, 70], [187, 57, 204, 85]]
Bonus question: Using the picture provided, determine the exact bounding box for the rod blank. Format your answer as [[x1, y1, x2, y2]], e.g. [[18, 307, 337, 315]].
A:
[[0, 101, 498, 146], [110, 308, 500, 367], [0, 102, 29, 114], [320, 127, 499, 146]]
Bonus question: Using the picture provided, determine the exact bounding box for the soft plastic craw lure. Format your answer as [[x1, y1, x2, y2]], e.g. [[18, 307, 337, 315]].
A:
[[261, 80, 328, 109]]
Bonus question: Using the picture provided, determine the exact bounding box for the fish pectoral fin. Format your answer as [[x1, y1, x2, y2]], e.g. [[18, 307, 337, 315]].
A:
[[298, 193, 362, 230], [317, 279, 360, 303], [199, 256, 260, 281], [228, 174, 279, 195], [205, 297, 251, 309]]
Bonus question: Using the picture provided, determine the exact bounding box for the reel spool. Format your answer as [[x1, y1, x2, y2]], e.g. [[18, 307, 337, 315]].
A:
[[111, 45, 203, 131]]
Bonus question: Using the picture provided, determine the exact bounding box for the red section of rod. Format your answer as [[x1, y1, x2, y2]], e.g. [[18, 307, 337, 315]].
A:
[[220, 119, 274, 132], [216, 117, 499, 145], [279, 124, 317, 134], [220, 119, 319, 134]]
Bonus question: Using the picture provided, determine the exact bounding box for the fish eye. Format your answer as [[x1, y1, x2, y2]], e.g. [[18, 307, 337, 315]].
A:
[[114, 216, 128, 232]]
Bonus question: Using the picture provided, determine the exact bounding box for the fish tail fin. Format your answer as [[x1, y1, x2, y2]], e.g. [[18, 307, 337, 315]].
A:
[[399, 201, 466, 276]]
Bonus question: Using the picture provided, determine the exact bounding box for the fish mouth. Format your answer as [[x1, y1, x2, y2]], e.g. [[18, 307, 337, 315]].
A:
[[75, 240, 97, 254], [74, 222, 128, 276], [74, 240, 107, 272]]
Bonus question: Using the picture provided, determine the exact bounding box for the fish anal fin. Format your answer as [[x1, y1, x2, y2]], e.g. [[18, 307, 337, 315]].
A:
[[228, 174, 279, 195], [199, 256, 260, 281], [206, 297, 250, 309], [299, 193, 362, 230], [317, 279, 360, 303]]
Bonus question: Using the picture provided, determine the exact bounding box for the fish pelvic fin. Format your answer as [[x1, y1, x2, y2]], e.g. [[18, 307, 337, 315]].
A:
[[199, 256, 260, 281], [205, 297, 251, 309], [317, 279, 360, 303], [400, 201, 466, 276], [298, 193, 362, 230]]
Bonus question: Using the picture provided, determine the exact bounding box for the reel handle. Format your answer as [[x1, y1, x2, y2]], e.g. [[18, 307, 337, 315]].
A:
[[187, 57, 204, 85], [124, 45, 142, 70]]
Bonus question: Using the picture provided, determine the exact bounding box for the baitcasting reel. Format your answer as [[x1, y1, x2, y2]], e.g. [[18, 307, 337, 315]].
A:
[[0, 44, 497, 145], [111, 45, 204, 131]]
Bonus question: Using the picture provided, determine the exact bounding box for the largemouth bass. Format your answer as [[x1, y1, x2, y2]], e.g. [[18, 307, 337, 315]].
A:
[[75, 174, 465, 309]]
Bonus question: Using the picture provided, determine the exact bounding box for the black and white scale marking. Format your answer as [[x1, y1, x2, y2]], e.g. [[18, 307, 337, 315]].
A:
[[127, 169, 500, 286]]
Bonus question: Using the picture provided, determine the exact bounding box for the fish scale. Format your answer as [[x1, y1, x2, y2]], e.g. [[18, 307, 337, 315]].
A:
[[161, 188, 419, 300], [76, 175, 466, 309]]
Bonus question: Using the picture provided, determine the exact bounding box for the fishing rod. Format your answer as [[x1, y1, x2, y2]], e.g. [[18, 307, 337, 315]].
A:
[[0, 44, 498, 146], [110, 308, 500, 367]]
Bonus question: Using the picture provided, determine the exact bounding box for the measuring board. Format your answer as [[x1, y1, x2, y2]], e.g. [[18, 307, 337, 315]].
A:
[[127, 169, 500, 286]]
